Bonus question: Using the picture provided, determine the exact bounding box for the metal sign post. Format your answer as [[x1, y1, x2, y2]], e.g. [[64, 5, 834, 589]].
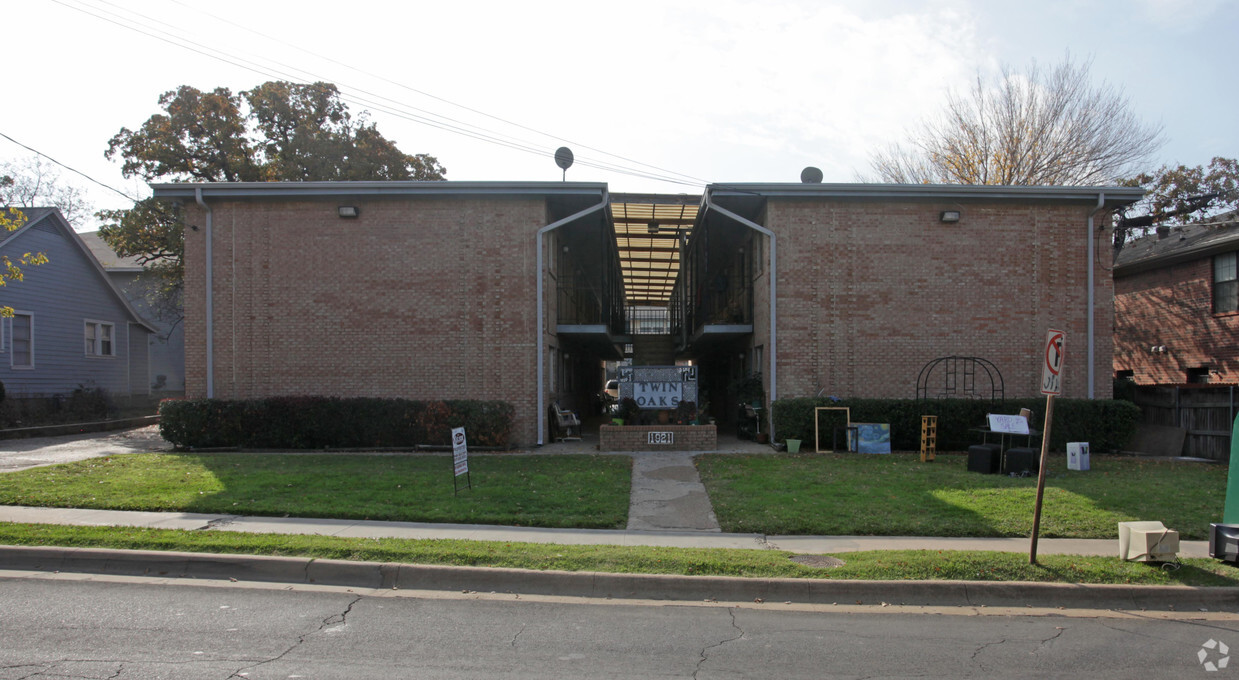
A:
[[452, 427, 471, 495], [1030, 329, 1065, 564]]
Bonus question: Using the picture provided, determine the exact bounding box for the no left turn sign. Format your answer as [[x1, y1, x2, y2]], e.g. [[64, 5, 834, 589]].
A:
[[1041, 329, 1065, 395]]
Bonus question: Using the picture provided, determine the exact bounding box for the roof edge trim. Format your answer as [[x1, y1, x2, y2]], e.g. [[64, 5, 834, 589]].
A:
[[708, 182, 1144, 206], [151, 181, 609, 200]]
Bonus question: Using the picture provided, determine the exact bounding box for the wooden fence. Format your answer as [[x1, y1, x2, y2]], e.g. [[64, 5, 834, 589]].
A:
[[1132, 385, 1237, 461]]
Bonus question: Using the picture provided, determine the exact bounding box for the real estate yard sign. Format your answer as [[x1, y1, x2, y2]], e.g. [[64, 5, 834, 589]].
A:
[[452, 427, 471, 494]]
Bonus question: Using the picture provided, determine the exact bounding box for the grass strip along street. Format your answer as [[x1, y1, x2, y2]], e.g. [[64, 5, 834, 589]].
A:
[[0, 451, 1235, 586], [698, 452, 1225, 540], [2, 521, 1238, 587], [0, 453, 632, 529]]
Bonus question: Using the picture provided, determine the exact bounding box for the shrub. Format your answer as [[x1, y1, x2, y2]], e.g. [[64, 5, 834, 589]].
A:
[[618, 397, 640, 424], [159, 397, 514, 450], [770, 397, 1139, 452]]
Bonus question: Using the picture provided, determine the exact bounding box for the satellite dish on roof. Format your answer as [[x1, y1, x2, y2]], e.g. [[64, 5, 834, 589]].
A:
[[800, 166, 824, 184], [554, 147, 574, 180]]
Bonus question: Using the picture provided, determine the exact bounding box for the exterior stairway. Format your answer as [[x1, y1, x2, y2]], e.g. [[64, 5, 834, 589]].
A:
[[631, 334, 676, 366]]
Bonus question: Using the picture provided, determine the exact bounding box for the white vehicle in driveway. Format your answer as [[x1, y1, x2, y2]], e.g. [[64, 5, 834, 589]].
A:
[[600, 379, 620, 414]]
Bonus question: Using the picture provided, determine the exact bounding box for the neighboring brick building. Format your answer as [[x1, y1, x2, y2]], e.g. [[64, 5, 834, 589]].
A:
[[153, 181, 1141, 446], [1114, 216, 1239, 385]]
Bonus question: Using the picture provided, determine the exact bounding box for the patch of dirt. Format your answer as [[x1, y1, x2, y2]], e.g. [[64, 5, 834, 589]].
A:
[[790, 555, 846, 568]]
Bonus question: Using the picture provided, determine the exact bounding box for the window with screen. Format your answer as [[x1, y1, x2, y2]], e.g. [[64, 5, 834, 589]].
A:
[[1215, 252, 1238, 313]]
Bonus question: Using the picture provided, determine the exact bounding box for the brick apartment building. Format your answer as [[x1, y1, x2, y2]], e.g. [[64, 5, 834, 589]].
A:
[[152, 181, 1141, 446], [1114, 216, 1239, 385]]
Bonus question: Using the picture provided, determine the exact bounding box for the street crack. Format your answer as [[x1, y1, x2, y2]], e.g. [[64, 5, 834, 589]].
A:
[[693, 607, 745, 679], [227, 595, 362, 678], [511, 623, 527, 648], [970, 638, 1007, 669]]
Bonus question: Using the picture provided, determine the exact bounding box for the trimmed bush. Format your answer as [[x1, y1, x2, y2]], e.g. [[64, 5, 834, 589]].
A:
[[159, 397, 515, 450], [770, 397, 1139, 453]]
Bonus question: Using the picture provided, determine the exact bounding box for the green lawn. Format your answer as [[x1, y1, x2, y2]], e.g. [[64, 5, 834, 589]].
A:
[[0, 453, 631, 529], [3, 522, 1237, 586], [697, 452, 1225, 539]]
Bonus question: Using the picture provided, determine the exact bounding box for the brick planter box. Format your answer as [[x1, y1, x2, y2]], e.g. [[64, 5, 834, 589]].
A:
[[599, 424, 717, 452]]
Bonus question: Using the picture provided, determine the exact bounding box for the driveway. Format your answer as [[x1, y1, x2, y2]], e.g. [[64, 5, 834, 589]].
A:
[[0, 426, 171, 472]]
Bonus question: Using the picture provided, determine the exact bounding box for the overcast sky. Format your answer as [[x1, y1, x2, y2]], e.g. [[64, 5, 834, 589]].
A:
[[6, 0, 1237, 230]]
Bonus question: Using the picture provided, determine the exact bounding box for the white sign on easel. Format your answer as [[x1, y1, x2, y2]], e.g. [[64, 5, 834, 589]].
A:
[[987, 414, 1030, 435]]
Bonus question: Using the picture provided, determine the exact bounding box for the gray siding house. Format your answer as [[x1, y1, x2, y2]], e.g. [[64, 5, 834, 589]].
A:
[[79, 231, 185, 395], [0, 207, 156, 398]]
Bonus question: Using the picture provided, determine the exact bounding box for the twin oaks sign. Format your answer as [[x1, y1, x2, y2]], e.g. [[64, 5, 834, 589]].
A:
[[618, 365, 698, 409]]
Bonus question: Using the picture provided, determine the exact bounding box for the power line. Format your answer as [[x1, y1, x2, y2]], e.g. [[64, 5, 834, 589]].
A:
[[0, 131, 137, 203], [55, 0, 709, 189], [163, 0, 710, 187]]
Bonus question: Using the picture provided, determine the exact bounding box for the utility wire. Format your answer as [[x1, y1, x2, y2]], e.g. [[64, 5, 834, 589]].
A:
[[163, 0, 710, 187], [0, 131, 137, 203], [56, 0, 709, 188]]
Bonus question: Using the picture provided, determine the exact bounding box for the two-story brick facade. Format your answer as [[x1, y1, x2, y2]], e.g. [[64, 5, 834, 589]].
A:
[[153, 181, 1141, 447]]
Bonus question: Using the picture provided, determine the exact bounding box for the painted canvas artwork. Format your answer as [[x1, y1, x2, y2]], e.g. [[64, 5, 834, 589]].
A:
[[849, 423, 892, 454]]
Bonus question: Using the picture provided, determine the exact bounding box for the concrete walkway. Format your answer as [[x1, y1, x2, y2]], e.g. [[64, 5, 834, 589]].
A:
[[0, 505, 1210, 558], [627, 452, 721, 532]]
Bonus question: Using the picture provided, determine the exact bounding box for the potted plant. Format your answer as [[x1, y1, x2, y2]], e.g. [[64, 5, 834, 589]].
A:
[[618, 397, 640, 425], [674, 400, 697, 425]]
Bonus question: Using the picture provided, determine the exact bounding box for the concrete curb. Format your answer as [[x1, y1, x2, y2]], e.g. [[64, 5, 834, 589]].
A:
[[3, 545, 1236, 611]]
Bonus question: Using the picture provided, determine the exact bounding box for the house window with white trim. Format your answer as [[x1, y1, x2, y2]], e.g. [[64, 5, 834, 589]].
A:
[[85, 320, 115, 357], [1215, 252, 1238, 314], [11, 313, 32, 368]]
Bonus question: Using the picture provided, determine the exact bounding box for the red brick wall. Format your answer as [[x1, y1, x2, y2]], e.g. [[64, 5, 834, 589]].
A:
[[765, 199, 1114, 400], [1114, 258, 1239, 384], [182, 196, 548, 445]]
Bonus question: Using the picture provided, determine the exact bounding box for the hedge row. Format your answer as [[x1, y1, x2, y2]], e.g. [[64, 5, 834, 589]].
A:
[[770, 397, 1140, 453], [158, 397, 515, 450]]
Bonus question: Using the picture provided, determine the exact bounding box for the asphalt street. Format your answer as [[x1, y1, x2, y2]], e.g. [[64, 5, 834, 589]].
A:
[[1, 573, 1237, 679]]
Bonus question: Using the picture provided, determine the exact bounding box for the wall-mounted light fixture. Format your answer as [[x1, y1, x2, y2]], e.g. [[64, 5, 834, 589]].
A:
[[939, 210, 961, 223], [338, 206, 360, 218]]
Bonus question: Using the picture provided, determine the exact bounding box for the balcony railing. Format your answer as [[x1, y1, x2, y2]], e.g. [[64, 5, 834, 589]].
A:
[[626, 306, 670, 335]]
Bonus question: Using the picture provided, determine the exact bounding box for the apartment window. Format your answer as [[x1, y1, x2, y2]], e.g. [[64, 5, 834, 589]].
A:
[[85, 321, 115, 357], [11, 313, 32, 368], [1216, 252, 1238, 313]]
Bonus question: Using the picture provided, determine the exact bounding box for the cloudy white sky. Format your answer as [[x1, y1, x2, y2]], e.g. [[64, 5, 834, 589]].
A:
[[6, 0, 1237, 230]]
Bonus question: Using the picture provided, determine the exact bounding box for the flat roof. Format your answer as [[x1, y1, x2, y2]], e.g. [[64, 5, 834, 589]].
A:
[[151, 181, 609, 200], [708, 182, 1144, 207]]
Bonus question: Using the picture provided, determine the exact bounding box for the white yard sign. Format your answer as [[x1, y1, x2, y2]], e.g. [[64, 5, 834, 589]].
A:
[[451, 427, 468, 477]]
